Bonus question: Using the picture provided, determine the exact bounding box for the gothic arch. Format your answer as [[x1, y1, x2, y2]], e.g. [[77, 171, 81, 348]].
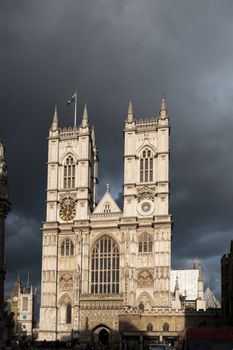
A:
[[163, 322, 169, 332], [147, 322, 154, 331], [58, 293, 72, 324], [137, 146, 156, 183], [91, 324, 111, 345], [92, 323, 111, 332], [90, 235, 120, 294], [60, 237, 74, 256], [60, 151, 78, 164], [60, 153, 77, 189], [136, 143, 157, 155], [58, 292, 72, 305], [137, 291, 153, 311], [90, 232, 120, 251]]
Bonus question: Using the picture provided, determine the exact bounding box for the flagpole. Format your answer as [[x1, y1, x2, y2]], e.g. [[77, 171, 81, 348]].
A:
[[74, 90, 77, 127]]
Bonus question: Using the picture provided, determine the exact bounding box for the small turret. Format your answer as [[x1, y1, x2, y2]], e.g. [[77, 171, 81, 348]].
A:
[[159, 95, 168, 120], [91, 126, 96, 147], [174, 276, 179, 293], [51, 105, 59, 131], [126, 100, 134, 123], [82, 104, 89, 128], [193, 259, 206, 310]]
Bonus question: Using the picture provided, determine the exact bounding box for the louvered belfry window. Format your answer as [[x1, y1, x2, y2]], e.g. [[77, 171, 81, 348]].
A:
[[91, 236, 120, 294], [64, 155, 75, 189], [140, 149, 153, 182]]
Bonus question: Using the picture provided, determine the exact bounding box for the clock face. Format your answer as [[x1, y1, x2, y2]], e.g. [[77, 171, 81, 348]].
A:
[[59, 204, 76, 221], [141, 201, 151, 213], [137, 199, 154, 216], [13, 296, 18, 302]]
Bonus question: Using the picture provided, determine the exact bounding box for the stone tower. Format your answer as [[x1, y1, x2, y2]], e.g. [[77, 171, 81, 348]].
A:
[[10, 276, 34, 337], [39, 105, 98, 340], [122, 96, 171, 308]]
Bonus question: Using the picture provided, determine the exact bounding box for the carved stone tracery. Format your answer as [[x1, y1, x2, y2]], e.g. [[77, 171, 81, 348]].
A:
[[137, 186, 156, 202], [137, 270, 153, 288], [59, 273, 73, 292]]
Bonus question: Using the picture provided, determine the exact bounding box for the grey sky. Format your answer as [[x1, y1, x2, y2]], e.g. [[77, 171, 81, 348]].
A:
[[1, 0, 233, 299]]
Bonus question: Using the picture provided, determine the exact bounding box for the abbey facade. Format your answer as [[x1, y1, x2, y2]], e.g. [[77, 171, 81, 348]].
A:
[[39, 98, 207, 347]]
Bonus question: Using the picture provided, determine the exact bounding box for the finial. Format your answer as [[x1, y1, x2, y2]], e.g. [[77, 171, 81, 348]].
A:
[[106, 184, 110, 192], [82, 103, 89, 128], [175, 276, 179, 291], [51, 104, 59, 131], [193, 258, 200, 270], [27, 272, 30, 287], [91, 126, 96, 145], [17, 271, 20, 282], [159, 95, 168, 119], [126, 100, 134, 123]]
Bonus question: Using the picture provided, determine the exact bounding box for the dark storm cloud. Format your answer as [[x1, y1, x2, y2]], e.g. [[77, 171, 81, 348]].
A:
[[1, 0, 233, 299]]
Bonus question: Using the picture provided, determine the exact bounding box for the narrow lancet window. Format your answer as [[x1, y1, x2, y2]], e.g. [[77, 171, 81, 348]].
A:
[[138, 233, 153, 253], [66, 303, 72, 324], [61, 238, 74, 256], [139, 149, 154, 182], [64, 155, 75, 189]]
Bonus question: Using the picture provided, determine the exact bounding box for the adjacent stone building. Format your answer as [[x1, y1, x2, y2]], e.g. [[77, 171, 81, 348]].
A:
[[10, 276, 35, 338], [38, 98, 207, 347]]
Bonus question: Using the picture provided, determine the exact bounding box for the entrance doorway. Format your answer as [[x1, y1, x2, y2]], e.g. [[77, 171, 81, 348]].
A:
[[99, 329, 109, 345]]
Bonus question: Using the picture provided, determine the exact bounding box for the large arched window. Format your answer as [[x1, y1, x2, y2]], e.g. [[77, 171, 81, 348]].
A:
[[61, 238, 74, 256], [64, 155, 75, 189], [140, 148, 154, 182], [139, 233, 153, 253], [91, 236, 120, 294]]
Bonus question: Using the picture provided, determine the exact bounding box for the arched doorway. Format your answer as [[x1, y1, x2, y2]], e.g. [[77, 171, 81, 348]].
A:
[[99, 329, 109, 345]]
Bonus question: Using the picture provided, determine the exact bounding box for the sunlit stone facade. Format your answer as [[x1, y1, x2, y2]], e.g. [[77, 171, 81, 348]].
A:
[[38, 99, 206, 347]]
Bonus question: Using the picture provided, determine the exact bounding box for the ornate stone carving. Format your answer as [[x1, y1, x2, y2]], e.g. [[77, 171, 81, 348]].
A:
[[137, 270, 153, 288], [59, 273, 73, 292], [137, 186, 156, 202]]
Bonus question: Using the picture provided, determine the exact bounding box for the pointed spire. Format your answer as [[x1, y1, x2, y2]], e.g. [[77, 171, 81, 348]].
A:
[[51, 104, 58, 131], [126, 100, 134, 123], [27, 272, 30, 287], [193, 259, 203, 282], [17, 271, 20, 282], [159, 95, 168, 119], [82, 103, 89, 128], [106, 184, 110, 193]]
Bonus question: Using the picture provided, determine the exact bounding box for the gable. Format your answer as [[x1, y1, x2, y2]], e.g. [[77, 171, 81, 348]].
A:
[[93, 191, 121, 214]]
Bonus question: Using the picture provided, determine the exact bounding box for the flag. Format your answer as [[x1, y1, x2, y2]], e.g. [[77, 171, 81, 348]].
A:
[[67, 92, 77, 105]]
